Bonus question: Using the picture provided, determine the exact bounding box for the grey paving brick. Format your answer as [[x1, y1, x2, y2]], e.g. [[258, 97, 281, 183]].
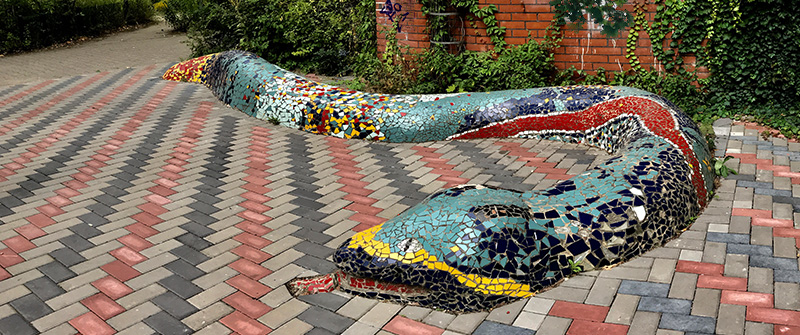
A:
[[669, 272, 698, 299], [359, 302, 402, 328], [143, 311, 192, 335], [638, 296, 692, 314], [724, 254, 749, 278], [0, 314, 38, 335], [297, 306, 355, 334], [298, 292, 349, 312], [450, 311, 490, 334], [585, 277, 620, 306], [775, 269, 800, 283], [751, 226, 773, 246], [659, 313, 716, 334], [23, 276, 65, 301], [628, 311, 659, 335], [606, 293, 639, 325], [716, 303, 745, 335], [486, 299, 526, 325], [750, 254, 797, 269], [773, 236, 797, 258], [474, 320, 535, 335], [707, 232, 749, 244], [648, 258, 677, 284], [618, 280, 670, 297], [159, 274, 203, 299], [10, 293, 53, 322], [727, 243, 772, 256], [744, 321, 772, 335], [397, 305, 432, 321], [152, 291, 199, 319], [260, 299, 310, 329], [691, 288, 720, 318]]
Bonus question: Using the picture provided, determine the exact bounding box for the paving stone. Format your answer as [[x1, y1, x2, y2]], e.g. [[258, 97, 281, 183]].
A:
[[183, 302, 233, 331], [716, 303, 745, 335], [337, 296, 378, 320], [359, 302, 403, 328], [628, 311, 660, 335], [486, 299, 526, 325], [605, 293, 639, 325], [638, 296, 691, 314], [10, 293, 53, 322], [691, 288, 720, 317], [744, 321, 772, 335], [585, 277, 621, 306], [299, 292, 350, 312], [669, 272, 698, 299], [297, 306, 356, 334], [259, 299, 310, 329], [534, 316, 570, 335], [659, 313, 716, 334], [0, 314, 38, 335], [143, 311, 192, 334], [618, 280, 670, 297], [474, 320, 535, 335]]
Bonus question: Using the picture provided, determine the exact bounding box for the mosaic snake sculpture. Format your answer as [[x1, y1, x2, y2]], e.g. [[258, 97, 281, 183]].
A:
[[164, 50, 715, 312]]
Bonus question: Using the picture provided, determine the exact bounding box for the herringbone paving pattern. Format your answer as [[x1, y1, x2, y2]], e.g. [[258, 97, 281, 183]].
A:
[[0, 67, 799, 335]]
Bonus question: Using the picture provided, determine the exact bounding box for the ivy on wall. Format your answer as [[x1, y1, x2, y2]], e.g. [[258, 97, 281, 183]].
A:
[[418, 0, 507, 50]]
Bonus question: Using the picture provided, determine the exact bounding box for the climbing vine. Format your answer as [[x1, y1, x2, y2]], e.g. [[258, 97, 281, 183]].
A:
[[419, 0, 507, 50]]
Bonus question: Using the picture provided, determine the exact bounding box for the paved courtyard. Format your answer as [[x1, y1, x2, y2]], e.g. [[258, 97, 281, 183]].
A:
[[0, 29, 799, 335]]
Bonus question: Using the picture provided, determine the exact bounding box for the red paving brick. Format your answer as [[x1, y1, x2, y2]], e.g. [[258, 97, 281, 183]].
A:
[[117, 234, 154, 252], [383, 316, 445, 335], [223, 291, 272, 319], [69, 312, 116, 335], [567, 319, 629, 335], [697, 275, 748, 291], [233, 233, 272, 249], [229, 258, 272, 280], [220, 311, 271, 335], [548, 300, 609, 322], [100, 260, 141, 282], [231, 245, 272, 263], [746, 307, 800, 327], [676, 260, 724, 276], [0, 248, 24, 267], [226, 275, 272, 298], [3, 236, 35, 253], [14, 224, 46, 240], [752, 217, 794, 227], [81, 293, 125, 320], [721, 291, 774, 308], [91, 276, 133, 299], [776, 325, 800, 335], [109, 247, 147, 266]]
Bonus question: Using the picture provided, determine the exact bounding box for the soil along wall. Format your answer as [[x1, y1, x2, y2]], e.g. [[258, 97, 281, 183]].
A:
[[374, 0, 708, 77]]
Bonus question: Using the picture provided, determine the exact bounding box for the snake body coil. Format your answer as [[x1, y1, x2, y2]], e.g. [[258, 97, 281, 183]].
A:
[[164, 51, 715, 312]]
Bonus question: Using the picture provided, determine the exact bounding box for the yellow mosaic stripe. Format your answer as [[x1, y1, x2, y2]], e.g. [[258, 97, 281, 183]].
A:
[[347, 225, 534, 298]]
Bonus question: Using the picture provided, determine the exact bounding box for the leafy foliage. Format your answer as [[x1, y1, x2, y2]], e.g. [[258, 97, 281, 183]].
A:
[[419, 0, 507, 50], [549, 0, 631, 36], [0, 0, 154, 54], [159, 0, 376, 75], [714, 156, 738, 178]]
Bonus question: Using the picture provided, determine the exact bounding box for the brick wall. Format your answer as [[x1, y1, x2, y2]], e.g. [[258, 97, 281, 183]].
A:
[[375, 0, 708, 77]]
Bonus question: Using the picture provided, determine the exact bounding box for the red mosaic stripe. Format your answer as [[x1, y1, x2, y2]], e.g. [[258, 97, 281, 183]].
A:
[[0, 73, 106, 138], [451, 96, 709, 206]]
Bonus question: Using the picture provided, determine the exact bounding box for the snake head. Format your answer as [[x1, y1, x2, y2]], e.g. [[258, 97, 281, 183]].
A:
[[162, 54, 215, 83]]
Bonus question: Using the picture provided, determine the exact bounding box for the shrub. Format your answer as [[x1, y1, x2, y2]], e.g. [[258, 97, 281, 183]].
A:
[[158, 0, 376, 75], [0, 0, 154, 54]]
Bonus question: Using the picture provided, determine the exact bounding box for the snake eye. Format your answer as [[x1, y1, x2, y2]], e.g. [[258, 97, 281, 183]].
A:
[[397, 238, 422, 254]]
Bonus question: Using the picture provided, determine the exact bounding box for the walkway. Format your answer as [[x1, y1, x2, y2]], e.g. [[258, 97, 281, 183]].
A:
[[0, 24, 798, 335]]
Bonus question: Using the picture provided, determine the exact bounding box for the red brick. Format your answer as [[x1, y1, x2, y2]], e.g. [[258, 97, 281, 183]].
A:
[[746, 307, 800, 326], [131, 211, 164, 226], [125, 222, 158, 238], [26, 213, 56, 227], [0, 268, 10, 281], [732, 208, 772, 219], [101, 260, 140, 282], [549, 300, 609, 322], [697, 275, 747, 291], [81, 293, 125, 320], [776, 325, 800, 335], [3, 236, 35, 253], [567, 319, 629, 335], [109, 247, 147, 266], [350, 213, 386, 228], [232, 245, 271, 264], [233, 233, 272, 249], [229, 258, 272, 280], [226, 275, 272, 298], [676, 260, 724, 276], [774, 228, 800, 238], [239, 201, 271, 214], [235, 221, 271, 236], [136, 202, 168, 216], [117, 234, 153, 252], [92, 276, 133, 299], [69, 312, 115, 335], [752, 217, 793, 228], [238, 211, 271, 225], [383, 315, 445, 335], [220, 311, 271, 335], [721, 291, 774, 308], [0, 248, 24, 267], [14, 224, 46, 240], [46, 195, 73, 207], [343, 194, 378, 205], [223, 291, 272, 319], [36, 204, 65, 217]]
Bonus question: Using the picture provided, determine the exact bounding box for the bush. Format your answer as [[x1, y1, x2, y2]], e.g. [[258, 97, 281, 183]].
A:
[[0, 0, 153, 54], [158, 0, 376, 75]]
